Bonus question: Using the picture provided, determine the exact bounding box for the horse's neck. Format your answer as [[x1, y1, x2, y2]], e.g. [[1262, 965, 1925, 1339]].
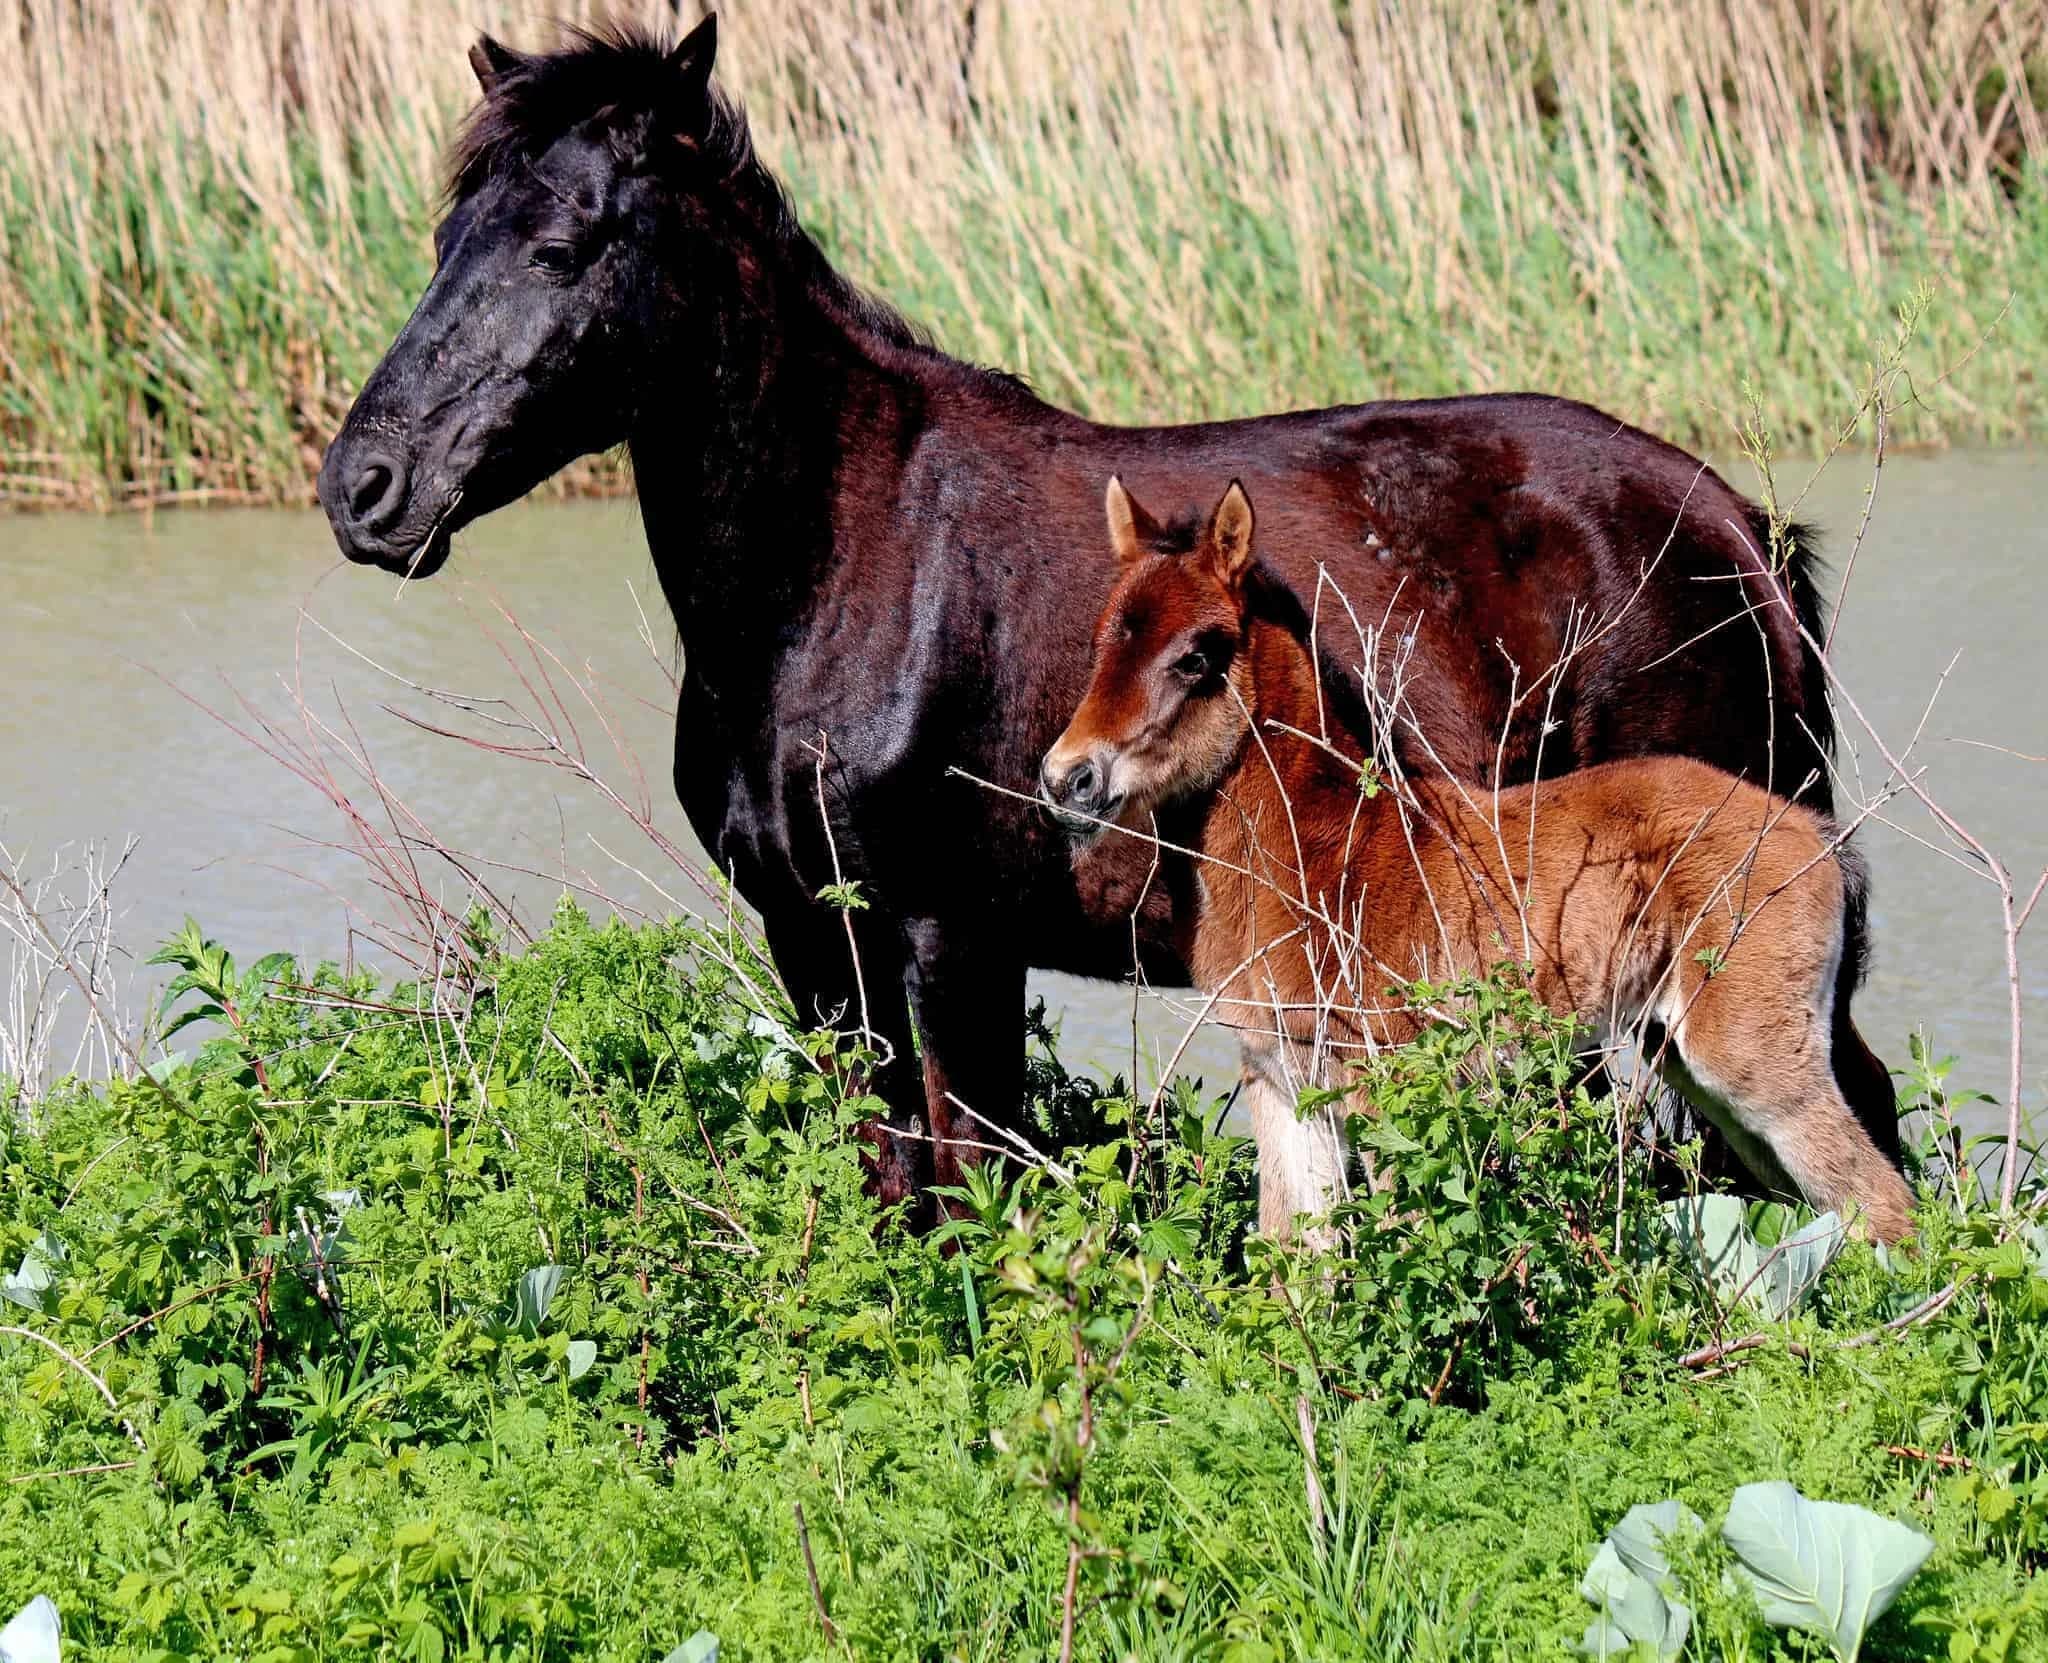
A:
[[625, 180, 970, 674], [629, 286, 901, 645]]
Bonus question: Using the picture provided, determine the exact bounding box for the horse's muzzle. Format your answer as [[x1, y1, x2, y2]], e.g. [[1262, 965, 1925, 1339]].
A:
[[317, 436, 458, 579]]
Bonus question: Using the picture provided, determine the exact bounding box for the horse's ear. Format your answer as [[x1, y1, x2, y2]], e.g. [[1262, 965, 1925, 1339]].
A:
[[668, 12, 718, 109], [1204, 481, 1256, 584], [468, 35, 530, 96], [1105, 476, 1162, 568]]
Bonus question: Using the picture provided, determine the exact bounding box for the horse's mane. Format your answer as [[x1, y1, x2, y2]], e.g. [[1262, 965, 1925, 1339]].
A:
[[444, 22, 1031, 389]]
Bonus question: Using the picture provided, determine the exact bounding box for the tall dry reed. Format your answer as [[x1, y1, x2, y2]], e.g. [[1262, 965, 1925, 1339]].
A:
[[1, 0, 2042, 507]]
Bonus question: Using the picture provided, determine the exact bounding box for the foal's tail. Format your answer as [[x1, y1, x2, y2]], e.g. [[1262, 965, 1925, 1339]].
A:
[[1826, 831, 1901, 1166]]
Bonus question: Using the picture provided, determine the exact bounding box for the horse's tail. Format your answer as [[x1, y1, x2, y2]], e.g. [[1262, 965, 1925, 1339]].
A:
[[1742, 507, 1837, 812], [1826, 826, 1902, 1165]]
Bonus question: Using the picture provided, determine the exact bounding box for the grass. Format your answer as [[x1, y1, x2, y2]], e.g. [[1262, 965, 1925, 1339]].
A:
[[2, 906, 2046, 1659], [0, 0, 2043, 508]]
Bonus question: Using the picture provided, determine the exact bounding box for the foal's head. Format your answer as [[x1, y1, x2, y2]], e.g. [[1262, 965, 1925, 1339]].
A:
[[1041, 479, 1260, 837]]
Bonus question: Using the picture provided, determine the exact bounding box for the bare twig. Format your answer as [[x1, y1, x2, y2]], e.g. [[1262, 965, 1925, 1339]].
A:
[[793, 1499, 840, 1647], [0, 1325, 146, 1450]]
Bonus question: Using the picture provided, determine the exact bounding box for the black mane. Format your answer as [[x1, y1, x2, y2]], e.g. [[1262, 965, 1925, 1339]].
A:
[[444, 23, 954, 364], [446, 25, 740, 201]]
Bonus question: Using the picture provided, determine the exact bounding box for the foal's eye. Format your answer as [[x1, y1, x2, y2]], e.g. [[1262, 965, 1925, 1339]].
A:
[[529, 242, 578, 277], [1172, 649, 1211, 680]]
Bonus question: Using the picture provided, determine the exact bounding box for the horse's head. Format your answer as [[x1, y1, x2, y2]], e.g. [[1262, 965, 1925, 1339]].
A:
[[1041, 479, 1259, 839], [318, 17, 726, 576]]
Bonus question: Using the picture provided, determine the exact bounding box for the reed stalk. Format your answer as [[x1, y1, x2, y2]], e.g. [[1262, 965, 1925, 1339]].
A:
[[1, 0, 2042, 508]]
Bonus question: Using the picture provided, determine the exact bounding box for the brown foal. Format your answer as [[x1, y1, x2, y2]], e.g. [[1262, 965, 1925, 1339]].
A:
[[1042, 479, 1913, 1244]]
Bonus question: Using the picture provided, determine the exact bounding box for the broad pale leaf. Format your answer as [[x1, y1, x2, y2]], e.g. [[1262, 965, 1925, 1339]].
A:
[[661, 1634, 718, 1663], [1, 1234, 65, 1314], [1575, 1500, 1699, 1658], [1751, 1213, 1846, 1319], [0, 1595, 60, 1663], [565, 1339, 597, 1380], [508, 1264, 565, 1333], [1662, 1197, 1841, 1319], [1664, 1193, 1752, 1289], [1722, 1480, 1933, 1661], [1609, 1498, 1703, 1585]]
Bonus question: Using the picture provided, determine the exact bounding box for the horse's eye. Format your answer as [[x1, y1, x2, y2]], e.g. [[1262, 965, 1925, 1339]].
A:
[[1172, 649, 1210, 680], [530, 242, 578, 277]]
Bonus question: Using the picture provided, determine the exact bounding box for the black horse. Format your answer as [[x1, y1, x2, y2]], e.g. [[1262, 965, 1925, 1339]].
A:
[[319, 18, 1884, 1217]]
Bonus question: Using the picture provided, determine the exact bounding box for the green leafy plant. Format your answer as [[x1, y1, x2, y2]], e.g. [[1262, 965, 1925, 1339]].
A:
[[1329, 968, 1657, 1408], [1722, 1481, 1934, 1661], [1576, 1501, 1701, 1659], [1, 911, 2041, 1659]]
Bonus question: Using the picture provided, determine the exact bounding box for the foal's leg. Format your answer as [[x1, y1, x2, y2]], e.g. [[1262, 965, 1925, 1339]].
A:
[[1240, 1045, 1349, 1248], [1832, 1008, 1903, 1166], [1662, 972, 1915, 1243]]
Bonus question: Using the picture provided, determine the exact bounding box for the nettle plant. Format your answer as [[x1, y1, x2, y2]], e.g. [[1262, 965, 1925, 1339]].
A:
[[1307, 968, 1659, 1410]]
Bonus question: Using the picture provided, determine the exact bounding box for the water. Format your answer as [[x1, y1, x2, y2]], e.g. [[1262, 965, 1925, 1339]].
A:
[[2, 451, 2042, 1125]]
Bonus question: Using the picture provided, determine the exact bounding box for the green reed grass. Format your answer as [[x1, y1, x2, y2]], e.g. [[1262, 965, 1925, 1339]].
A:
[[1, 0, 2043, 508]]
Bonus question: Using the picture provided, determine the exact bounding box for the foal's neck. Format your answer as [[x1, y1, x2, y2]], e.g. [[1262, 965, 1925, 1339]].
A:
[[1199, 611, 1381, 906]]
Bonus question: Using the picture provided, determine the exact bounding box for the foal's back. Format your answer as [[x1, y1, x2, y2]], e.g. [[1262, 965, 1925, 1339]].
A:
[[1406, 756, 1845, 1030], [1345, 756, 1911, 1239]]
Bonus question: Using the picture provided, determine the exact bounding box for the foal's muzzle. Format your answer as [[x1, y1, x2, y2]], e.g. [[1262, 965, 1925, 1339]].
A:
[[1039, 748, 1123, 837]]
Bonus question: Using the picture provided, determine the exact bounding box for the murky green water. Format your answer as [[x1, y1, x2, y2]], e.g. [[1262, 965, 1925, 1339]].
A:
[[2, 451, 2042, 1126]]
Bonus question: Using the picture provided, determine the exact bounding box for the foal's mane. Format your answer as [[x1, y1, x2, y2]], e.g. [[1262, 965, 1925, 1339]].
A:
[[444, 22, 1029, 384]]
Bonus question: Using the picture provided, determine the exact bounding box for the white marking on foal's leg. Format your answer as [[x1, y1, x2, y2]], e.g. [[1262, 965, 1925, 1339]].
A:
[[1241, 1055, 1347, 1245]]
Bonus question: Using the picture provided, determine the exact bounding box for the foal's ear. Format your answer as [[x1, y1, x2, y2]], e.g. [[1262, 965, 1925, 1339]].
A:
[[468, 35, 532, 96], [668, 12, 719, 110], [1104, 476, 1162, 568], [1205, 480, 1256, 584]]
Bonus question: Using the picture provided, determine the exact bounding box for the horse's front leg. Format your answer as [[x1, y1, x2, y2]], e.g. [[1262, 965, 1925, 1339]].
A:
[[902, 917, 1027, 1202], [760, 898, 929, 1214]]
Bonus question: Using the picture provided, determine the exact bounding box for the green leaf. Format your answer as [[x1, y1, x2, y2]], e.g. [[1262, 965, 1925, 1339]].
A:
[[241, 952, 294, 1001], [960, 1258, 983, 1357], [158, 1002, 228, 1042], [142, 1052, 190, 1083], [564, 1339, 597, 1380], [1576, 1500, 1698, 1658], [1722, 1480, 1933, 1661], [1355, 1117, 1424, 1157], [507, 1265, 565, 1333], [662, 1635, 719, 1663], [144, 917, 208, 971], [0, 1596, 60, 1663]]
